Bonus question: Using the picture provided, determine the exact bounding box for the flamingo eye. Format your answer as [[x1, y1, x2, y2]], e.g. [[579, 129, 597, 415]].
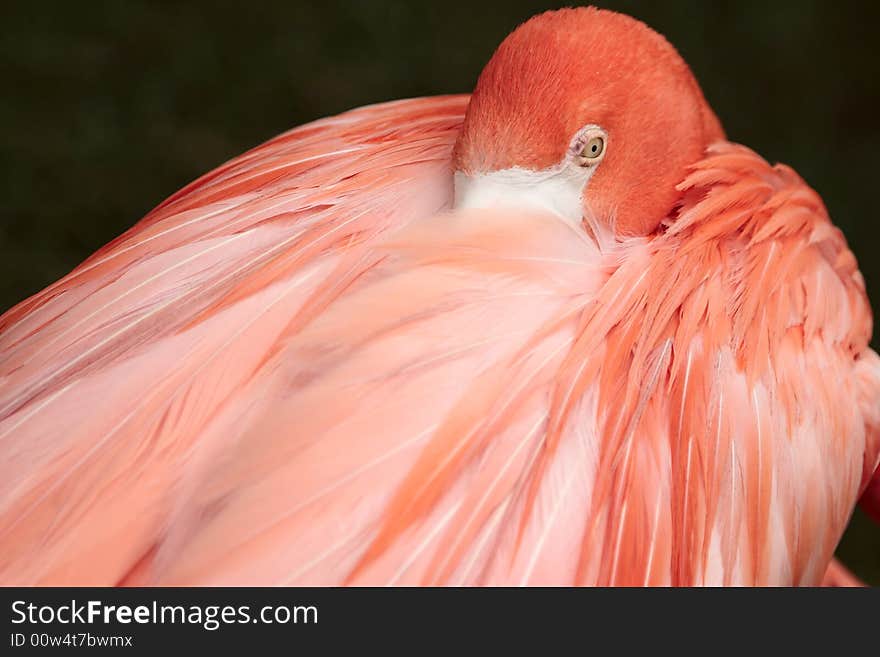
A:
[[571, 126, 608, 167], [581, 136, 604, 160]]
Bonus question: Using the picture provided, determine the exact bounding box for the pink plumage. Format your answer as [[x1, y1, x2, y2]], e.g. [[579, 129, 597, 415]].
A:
[[1, 8, 878, 586]]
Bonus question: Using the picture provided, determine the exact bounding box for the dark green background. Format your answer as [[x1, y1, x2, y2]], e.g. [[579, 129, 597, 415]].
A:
[[2, 1, 878, 583]]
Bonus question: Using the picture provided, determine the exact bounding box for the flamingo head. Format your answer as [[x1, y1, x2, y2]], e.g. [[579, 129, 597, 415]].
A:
[[452, 7, 725, 236]]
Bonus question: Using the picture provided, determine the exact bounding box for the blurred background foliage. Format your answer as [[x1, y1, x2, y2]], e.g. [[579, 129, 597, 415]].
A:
[[1, 0, 878, 583]]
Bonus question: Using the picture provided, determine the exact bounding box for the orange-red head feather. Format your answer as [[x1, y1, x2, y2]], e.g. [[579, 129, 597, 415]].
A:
[[454, 7, 725, 235]]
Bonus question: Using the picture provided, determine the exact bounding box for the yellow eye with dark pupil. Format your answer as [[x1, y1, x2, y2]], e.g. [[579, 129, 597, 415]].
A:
[[582, 136, 604, 159]]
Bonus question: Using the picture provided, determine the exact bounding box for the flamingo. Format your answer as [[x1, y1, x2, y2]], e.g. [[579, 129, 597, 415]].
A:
[[1, 7, 877, 586]]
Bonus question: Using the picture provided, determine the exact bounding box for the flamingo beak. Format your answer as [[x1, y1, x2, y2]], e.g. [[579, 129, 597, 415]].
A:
[[452, 166, 590, 228]]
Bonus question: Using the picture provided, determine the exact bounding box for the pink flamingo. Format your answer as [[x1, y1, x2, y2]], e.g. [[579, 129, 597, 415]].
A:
[[1, 7, 877, 586]]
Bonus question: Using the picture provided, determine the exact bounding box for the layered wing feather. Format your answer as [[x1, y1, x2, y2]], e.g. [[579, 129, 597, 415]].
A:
[[138, 145, 879, 586], [0, 95, 468, 584], [0, 113, 876, 585]]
